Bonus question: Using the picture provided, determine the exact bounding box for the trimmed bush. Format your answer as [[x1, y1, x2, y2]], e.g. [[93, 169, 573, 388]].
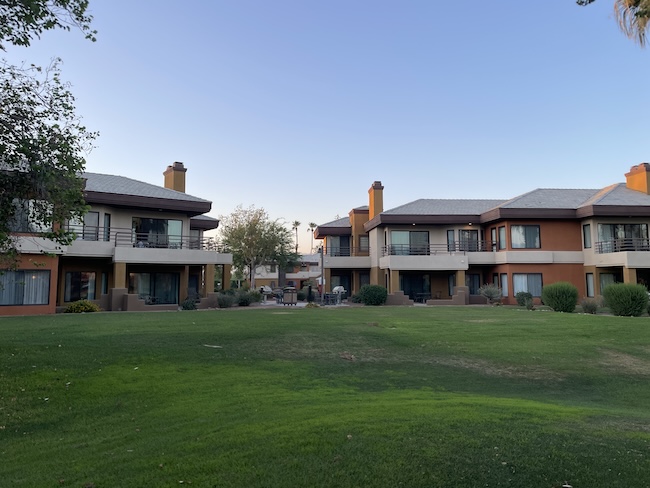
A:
[[357, 285, 388, 306], [478, 283, 502, 304], [248, 290, 262, 303], [602, 283, 649, 317], [297, 290, 307, 301], [237, 291, 253, 306], [64, 300, 101, 313], [515, 291, 533, 307], [216, 293, 235, 308], [541, 282, 578, 313], [181, 298, 197, 310], [581, 298, 599, 314]]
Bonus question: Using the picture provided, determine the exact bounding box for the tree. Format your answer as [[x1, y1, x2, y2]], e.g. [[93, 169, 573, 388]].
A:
[[1, 0, 97, 269], [307, 222, 317, 252], [291, 220, 300, 253], [219, 206, 299, 289], [578, 0, 650, 46]]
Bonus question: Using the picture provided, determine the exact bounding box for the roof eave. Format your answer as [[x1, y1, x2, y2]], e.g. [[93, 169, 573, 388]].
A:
[[84, 191, 212, 217]]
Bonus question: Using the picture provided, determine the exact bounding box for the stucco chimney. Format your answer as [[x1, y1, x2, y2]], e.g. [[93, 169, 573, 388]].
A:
[[625, 163, 650, 194], [163, 161, 187, 193], [368, 181, 384, 219]]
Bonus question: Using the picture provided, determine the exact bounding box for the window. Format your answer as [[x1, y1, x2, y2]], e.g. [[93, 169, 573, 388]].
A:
[[498, 226, 506, 250], [511, 225, 541, 249], [189, 229, 202, 249], [465, 274, 480, 295], [500, 274, 508, 297], [64, 272, 96, 302], [328, 235, 350, 256], [448, 274, 456, 296], [513, 273, 543, 296], [391, 231, 429, 255], [358, 235, 369, 254], [586, 273, 594, 297], [129, 272, 180, 304], [599, 273, 616, 292], [459, 230, 479, 251], [8, 199, 52, 233], [68, 211, 99, 240], [597, 223, 649, 252], [583, 224, 591, 249], [491, 228, 497, 252], [0, 270, 50, 305], [447, 230, 456, 252], [359, 272, 370, 287], [132, 218, 183, 248], [103, 213, 111, 242]]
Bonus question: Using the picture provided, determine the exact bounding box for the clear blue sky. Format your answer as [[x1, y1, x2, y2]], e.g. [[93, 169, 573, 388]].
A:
[[4, 0, 650, 251]]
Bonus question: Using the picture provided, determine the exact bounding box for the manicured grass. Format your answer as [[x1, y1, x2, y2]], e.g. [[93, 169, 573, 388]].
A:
[[1, 306, 650, 487]]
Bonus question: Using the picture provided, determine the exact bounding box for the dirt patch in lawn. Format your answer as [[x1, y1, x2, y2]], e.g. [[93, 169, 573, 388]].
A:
[[424, 356, 565, 382], [599, 349, 650, 376]]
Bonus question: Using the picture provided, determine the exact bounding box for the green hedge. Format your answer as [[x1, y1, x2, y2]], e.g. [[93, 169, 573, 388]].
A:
[[541, 282, 578, 313], [602, 283, 649, 317], [357, 285, 388, 306]]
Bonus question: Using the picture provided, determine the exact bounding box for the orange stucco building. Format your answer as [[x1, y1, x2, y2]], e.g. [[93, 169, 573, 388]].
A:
[[315, 164, 650, 305]]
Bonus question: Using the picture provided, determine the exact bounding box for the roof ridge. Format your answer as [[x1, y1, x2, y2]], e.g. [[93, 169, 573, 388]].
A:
[[579, 183, 622, 206]]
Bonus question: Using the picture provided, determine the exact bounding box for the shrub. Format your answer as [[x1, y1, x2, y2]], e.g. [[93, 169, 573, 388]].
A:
[[349, 294, 362, 304], [247, 290, 262, 303], [181, 298, 197, 310], [515, 291, 533, 307], [581, 298, 599, 314], [216, 293, 235, 308], [237, 291, 253, 306], [478, 283, 502, 304], [602, 283, 649, 317], [541, 282, 578, 313], [357, 285, 388, 306], [297, 290, 307, 301], [64, 300, 101, 313]]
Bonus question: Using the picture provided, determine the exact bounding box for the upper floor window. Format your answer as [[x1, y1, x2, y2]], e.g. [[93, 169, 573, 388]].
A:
[[68, 211, 99, 241], [582, 224, 592, 249], [459, 229, 479, 251], [511, 225, 540, 249], [8, 199, 52, 233], [358, 235, 369, 253], [498, 226, 506, 250], [391, 230, 429, 255], [132, 218, 183, 248]]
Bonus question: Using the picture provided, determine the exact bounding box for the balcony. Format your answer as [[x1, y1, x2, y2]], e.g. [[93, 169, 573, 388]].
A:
[[323, 246, 370, 269], [382, 241, 496, 256], [595, 238, 650, 254], [62, 225, 231, 265], [380, 243, 469, 271]]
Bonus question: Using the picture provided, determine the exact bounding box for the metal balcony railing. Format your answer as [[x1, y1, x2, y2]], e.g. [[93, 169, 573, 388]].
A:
[[595, 238, 650, 253], [323, 246, 370, 257], [382, 241, 494, 256], [62, 224, 227, 252]]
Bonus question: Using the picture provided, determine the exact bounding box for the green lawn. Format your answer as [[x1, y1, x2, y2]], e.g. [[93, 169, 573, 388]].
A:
[[1, 306, 650, 487]]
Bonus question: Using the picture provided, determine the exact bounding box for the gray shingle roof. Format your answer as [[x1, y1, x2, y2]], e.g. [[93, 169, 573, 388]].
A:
[[83, 173, 210, 203], [498, 188, 601, 209], [319, 216, 351, 227], [584, 183, 650, 207], [384, 199, 506, 215]]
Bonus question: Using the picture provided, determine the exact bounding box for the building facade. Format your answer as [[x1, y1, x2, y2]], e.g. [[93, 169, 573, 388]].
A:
[[2, 162, 232, 315], [315, 164, 650, 305]]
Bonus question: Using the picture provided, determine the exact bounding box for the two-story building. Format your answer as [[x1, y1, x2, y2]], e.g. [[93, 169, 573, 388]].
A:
[[2, 162, 232, 315], [315, 164, 650, 305], [253, 254, 322, 290]]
